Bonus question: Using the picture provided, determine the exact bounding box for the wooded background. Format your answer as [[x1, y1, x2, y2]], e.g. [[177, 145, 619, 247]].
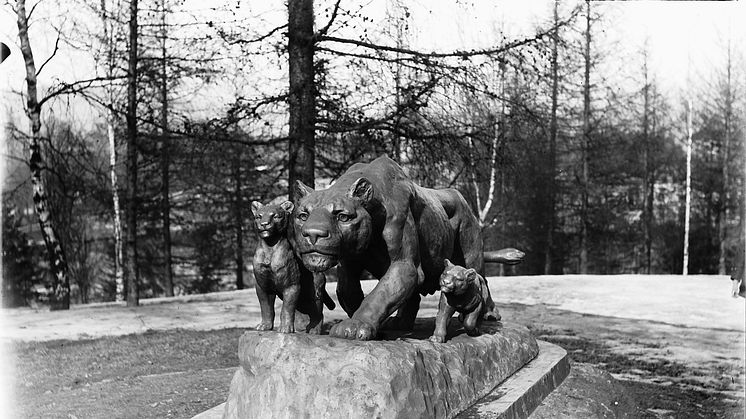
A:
[[2, 0, 744, 309]]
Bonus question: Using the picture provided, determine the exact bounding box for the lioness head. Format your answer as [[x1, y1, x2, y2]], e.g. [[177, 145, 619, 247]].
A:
[[293, 177, 374, 272], [439, 259, 477, 295], [250, 200, 294, 240]]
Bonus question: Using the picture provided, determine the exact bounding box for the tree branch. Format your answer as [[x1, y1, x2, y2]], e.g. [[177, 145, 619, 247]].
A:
[[315, 0, 341, 38], [35, 26, 60, 76]]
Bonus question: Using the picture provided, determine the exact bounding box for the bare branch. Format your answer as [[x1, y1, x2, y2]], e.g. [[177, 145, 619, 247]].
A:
[[35, 25, 60, 76], [26, 0, 41, 21], [219, 24, 287, 46], [318, 8, 579, 59], [315, 0, 341, 38]]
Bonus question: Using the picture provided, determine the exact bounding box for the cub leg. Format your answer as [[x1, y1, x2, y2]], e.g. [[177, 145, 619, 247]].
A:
[[255, 284, 276, 331], [463, 302, 483, 336], [306, 273, 327, 334], [429, 294, 456, 343], [279, 284, 300, 333]]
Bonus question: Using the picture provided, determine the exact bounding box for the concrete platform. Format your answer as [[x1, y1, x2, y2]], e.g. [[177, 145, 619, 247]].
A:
[[193, 340, 569, 419]]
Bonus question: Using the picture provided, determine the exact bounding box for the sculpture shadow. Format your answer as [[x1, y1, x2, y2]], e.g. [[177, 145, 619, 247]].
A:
[[321, 316, 504, 342]]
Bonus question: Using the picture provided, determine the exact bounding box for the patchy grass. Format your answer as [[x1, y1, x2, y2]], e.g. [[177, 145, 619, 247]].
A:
[[11, 328, 245, 419], [529, 326, 745, 418]]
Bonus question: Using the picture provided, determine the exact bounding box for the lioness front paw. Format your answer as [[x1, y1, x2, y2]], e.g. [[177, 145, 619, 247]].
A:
[[330, 319, 377, 340], [255, 322, 273, 331], [278, 323, 294, 334], [429, 334, 446, 343]]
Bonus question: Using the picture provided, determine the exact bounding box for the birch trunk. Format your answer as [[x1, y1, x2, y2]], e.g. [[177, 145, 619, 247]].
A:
[[101, 0, 125, 301], [683, 99, 693, 275], [16, 0, 71, 310]]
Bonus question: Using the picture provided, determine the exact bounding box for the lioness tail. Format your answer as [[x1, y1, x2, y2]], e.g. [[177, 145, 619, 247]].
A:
[[483, 248, 524, 265]]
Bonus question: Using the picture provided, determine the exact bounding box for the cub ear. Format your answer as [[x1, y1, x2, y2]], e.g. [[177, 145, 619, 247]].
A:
[[250, 201, 262, 215], [444, 258, 454, 268], [280, 200, 294, 213], [348, 177, 373, 204], [295, 180, 315, 201], [464, 269, 477, 283]]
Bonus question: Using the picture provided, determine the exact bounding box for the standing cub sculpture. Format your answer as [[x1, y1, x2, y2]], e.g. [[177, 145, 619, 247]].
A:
[[292, 155, 514, 340], [429, 259, 495, 343], [251, 200, 334, 334]]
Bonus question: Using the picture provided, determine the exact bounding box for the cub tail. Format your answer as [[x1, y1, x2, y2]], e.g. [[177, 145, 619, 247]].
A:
[[483, 248, 525, 265]]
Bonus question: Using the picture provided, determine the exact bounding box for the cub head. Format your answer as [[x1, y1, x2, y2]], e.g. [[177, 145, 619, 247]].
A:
[[250, 200, 294, 240], [439, 259, 477, 295], [293, 177, 374, 272]]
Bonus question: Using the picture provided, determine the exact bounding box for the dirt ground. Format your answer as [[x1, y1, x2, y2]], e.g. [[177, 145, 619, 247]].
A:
[[2, 275, 744, 418]]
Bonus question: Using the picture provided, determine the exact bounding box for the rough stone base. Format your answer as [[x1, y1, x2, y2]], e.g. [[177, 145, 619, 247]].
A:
[[222, 319, 538, 419]]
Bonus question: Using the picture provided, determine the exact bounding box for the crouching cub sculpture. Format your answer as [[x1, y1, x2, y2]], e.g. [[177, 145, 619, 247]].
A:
[[251, 200, 335, 334], [429, 259, 496, 343]]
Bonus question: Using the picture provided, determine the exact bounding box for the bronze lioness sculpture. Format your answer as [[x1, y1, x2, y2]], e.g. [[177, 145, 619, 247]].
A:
[[429, 259, 496, 343], [251, 200, 334, 334], [292, 155, 518, 340]]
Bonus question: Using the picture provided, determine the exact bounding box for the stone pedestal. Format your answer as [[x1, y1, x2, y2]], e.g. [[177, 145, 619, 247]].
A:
[[222, 319, 539, 419]]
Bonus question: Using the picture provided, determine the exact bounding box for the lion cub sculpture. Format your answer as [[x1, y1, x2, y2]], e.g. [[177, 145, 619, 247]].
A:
[[429, 259, 497, 343], [251, 200, 335, 334]]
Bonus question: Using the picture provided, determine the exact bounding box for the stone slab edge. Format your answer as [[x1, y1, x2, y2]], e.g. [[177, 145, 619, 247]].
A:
[[192, 340, 569, 419], [457, 340, 570, 419]]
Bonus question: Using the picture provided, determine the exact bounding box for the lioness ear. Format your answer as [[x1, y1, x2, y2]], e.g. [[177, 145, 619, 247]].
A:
[[250, 201, 262, 216], [464, 269, 477, 283], [295, 180, 314, 200], [348, 177, 373, 203], [280, 200, 294, 213]]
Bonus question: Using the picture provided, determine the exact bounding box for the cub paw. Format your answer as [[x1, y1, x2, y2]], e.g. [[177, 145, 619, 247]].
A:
[[330, 319, 377, 340], [483, 310, 501, 322], [255, 322, 273, 331], [306, 322, 322, 335], [429, 335, 446, 343]]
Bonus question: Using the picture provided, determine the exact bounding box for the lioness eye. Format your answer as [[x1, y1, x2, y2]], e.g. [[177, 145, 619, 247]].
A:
[[337, 213, 352, 222], [298, 212, 308, 222]]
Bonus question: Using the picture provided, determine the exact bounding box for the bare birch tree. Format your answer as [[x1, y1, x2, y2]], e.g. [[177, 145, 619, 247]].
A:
[[15, 0, 71, 310]]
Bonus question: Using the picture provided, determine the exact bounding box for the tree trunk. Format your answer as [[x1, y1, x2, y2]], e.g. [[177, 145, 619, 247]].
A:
[[16, 0, 71, 310], [718, 41, 733, 275], [683, 99, 693, 275], [642, 48, 653, 274], [108, 119, 125, 301], [233, 148, 244, 290], [160, 0, 174, 297], [287, 0, 316, 201], [102, 0, 125, 302], [544, 0, 559, 275], [125, 0, 140, 306], [579, 0, 591, 274]]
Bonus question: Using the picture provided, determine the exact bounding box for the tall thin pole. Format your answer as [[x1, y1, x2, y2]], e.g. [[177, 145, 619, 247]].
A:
[[683, 99, 693, 275]]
